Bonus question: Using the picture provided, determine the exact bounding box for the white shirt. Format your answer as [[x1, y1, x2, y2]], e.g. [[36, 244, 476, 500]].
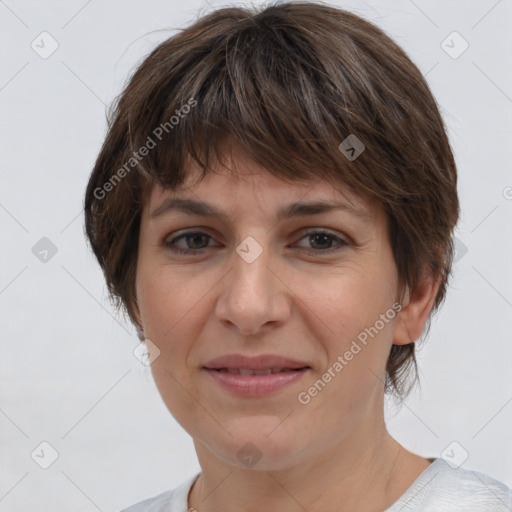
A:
[[119, 457, 512, 511]]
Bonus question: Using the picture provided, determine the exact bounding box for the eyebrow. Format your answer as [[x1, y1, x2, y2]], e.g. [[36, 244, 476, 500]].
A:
[[150, 197, 372, 224]]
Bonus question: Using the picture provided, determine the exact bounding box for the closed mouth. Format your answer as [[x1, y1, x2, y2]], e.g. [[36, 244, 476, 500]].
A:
[[209, 367, 309, 375]]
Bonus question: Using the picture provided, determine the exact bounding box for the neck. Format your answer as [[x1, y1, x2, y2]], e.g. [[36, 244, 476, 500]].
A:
[[188, 414, 429, 512]]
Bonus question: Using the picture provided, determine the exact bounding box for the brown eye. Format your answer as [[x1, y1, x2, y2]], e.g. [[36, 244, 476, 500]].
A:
[[295, 230, 348, 254], [163, 229, 348, 256], [164, 231, 214, 254]]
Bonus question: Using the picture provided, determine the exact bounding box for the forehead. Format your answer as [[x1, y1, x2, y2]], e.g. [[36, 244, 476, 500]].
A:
[[144, 141, 377, 221]]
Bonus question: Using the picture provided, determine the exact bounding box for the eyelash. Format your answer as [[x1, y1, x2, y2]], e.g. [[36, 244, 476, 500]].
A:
[[163, 229, 349, 256]]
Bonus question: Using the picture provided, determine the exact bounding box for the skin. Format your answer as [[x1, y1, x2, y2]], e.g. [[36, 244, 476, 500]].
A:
[[134, 140, 440, 512]]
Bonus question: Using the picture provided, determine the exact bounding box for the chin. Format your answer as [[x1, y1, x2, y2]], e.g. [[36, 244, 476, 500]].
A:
[[204, 421, 308, 471]]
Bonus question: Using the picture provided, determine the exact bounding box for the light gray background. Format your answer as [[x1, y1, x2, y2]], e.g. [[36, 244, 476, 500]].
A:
[[1, 0, 511, 510]]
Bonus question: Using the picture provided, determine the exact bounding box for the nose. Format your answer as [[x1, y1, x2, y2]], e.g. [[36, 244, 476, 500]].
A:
[[215, 241, 291, 336]]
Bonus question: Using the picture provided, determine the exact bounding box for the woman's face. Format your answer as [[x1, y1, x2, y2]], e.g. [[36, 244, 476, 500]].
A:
[[135, 143, 421, 471]]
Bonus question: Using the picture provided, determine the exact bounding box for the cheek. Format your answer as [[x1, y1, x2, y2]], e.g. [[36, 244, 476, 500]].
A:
[[136, 269, 206, 426], [312, 269, 395, 338], [137, 259, 200, 330], [304, 268, 397, 388], [136, 265, 219, 378], [136, 267, 187, 355]]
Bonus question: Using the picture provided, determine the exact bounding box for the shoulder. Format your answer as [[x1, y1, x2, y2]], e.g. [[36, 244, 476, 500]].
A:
[[389, 458, 512, 511], [119, 473, 200, 512], [439, 465, 512, 509], [119, 489, 174, 512]]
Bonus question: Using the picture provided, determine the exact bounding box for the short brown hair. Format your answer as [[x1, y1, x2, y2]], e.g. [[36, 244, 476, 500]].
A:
[[84, 1, 459, 398]]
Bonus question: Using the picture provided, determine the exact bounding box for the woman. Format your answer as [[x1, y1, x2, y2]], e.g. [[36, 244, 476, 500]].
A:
[[84, 2, 512, 511]]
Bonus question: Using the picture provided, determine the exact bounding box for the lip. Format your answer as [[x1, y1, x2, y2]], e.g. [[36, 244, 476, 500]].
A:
[[203, 353, 310, 371], [202, 353, 310, 397], [204, 367, 310, 397]]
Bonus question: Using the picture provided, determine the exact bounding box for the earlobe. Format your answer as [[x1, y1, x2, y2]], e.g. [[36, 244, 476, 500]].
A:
[[131, 310, 145, 341], [131, 299, 145, 341], [393, 272, 441, 346]]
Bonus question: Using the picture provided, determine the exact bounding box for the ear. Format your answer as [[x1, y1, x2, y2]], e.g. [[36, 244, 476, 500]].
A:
[[130, 303, 145, 341], [393, 271, 441, 345], [136, 324, 145, 341]]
